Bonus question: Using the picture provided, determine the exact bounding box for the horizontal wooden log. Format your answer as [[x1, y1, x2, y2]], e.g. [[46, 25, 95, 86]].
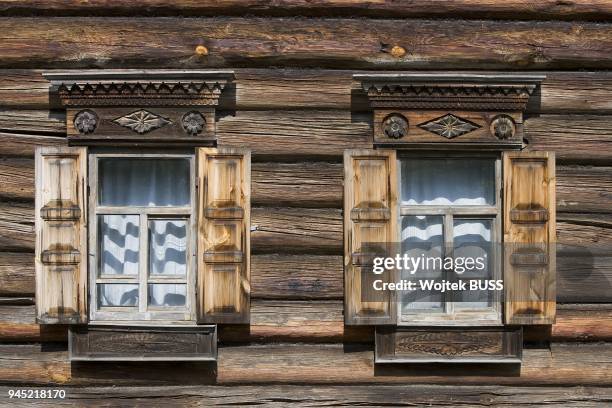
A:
[[251, 254, 342, 299], [2, 237, 611, 302], [0, 1, 611, 20], [2, 342, 610, 385], [0, 253, 33, 296], [2, 111, 611, 162], [557, 166, 612, 213], [251, 207, 342, 254], [251, 162, 342, 208], [0, 18, 610, 69], [0, 110, 64, 135], [1, 385, 611, 407], [2, 70, 612, 113], [1, 302, 611, 344], [525, 115, 612, 164]]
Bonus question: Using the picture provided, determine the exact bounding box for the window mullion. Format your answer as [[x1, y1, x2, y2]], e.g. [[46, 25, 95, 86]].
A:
[[139, 213, 148, 316], [443, 212, 454, 317]]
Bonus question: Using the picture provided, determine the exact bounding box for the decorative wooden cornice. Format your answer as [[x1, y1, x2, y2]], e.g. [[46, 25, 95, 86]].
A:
[[43, 71, 234, 145], [355, 73, 545, 149], [355, 74, 545, 111], [43, 70, 234, 107]]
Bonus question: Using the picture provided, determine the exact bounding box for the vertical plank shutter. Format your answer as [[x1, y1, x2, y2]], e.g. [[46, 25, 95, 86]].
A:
[[35, 146, 88, 324], [344, 149, 397, 325], [197, 148, 250, 324], [503, 151, 556, 325]]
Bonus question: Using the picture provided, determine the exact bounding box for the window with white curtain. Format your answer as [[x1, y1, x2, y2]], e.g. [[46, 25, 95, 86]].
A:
[[399, 155, 501, 325], [90, 153, 195, 322]]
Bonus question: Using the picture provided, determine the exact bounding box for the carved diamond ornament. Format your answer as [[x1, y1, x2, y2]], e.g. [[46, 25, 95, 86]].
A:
[[112, 109, 171, 134], [418, 113, 481, 139]]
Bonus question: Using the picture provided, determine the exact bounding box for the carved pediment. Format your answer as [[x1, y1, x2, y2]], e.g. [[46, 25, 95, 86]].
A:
[[43, 71, 234, 144], [355, 73, 544, 149]]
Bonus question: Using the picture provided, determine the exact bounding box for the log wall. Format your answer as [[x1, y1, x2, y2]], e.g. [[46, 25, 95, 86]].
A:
[[0, 3, 611, 405]]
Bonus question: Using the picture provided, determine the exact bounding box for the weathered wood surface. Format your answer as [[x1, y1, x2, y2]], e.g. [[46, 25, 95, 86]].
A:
[[0, 0, 611, 20], [0, 18, 611, 69], [525, 115, 612, 164], [1, 385, 611, 407], [4, 197, 610, 252], [3, 111, 611, 162], [2, 70, 612, 113], [0, 342, 611, 385], [2, 302, 611, 343], [2, 242, 611, 302]]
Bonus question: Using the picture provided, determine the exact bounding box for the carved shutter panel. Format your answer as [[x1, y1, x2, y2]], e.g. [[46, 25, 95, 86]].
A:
[[35, 146, 88, 324], [197, 148, 250, 324], [344, 149, 397, 325], [503, 151, 556, 325]]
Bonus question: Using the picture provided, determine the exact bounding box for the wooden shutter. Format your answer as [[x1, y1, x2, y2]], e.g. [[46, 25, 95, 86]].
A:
[[503, 151, 556, 325], [197, 148, 250, 324], [344, 149, 398, 325], [35, 146, 88, 324]]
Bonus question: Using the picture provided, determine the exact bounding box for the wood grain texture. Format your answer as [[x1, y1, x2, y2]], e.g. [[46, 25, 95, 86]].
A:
[[0, 1, 610, 20], [2, 111, 611, 163], [198, 148, 251, 324], [0, 18, 610, 69], [2, 242, 611, 303], [2, 70, 612, 113], [1, 385, 610, 407], [0, 342, 612, 386], [2, 302, 611, 344], [525, 115, 612, 164], [251, 207, 342, 255]]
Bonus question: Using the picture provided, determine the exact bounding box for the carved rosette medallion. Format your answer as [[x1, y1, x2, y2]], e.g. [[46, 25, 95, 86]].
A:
[[112, 109, 171, 134], [182, 111, 206, 136], [491, 115, 516, 139], [418, 113, 481, 139], [382, 114, 408, 139], [73, 110, 98, 134]]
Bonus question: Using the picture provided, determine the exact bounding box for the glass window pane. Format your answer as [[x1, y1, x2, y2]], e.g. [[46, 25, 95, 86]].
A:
[[148, 284, 187, 307], [149, 219, 187, 276], [98, 284, 139, 307], [99, 215, 139, 276], [453, 219, 493, 310], [400, 158, 495, 206], [401, 215, 444, 313], [99, 158, 190, 207]]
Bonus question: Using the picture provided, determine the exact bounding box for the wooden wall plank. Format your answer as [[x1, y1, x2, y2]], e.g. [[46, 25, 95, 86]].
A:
[[2, 70, 612, 113], [0, 1, 611, 20], [2, 302, 611, 344], [525, 115, 612, 164], [6, 161, 612, 224], [2, 240, 611, 303], [2, 385, 611, 407], [0, 110, 64, 135], [1, 110, 611, 162], [0, 340, 593, 384], [0, 18, 610, 69]]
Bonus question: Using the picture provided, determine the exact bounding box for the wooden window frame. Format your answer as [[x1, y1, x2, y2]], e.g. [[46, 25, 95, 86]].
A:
[[88, 150, 197, 324], [396, 151, 502, 326]]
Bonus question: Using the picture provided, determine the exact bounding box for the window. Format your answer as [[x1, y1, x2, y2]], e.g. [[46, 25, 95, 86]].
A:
[[398, 155, 501, 325], [89, 153, 196, 322]]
